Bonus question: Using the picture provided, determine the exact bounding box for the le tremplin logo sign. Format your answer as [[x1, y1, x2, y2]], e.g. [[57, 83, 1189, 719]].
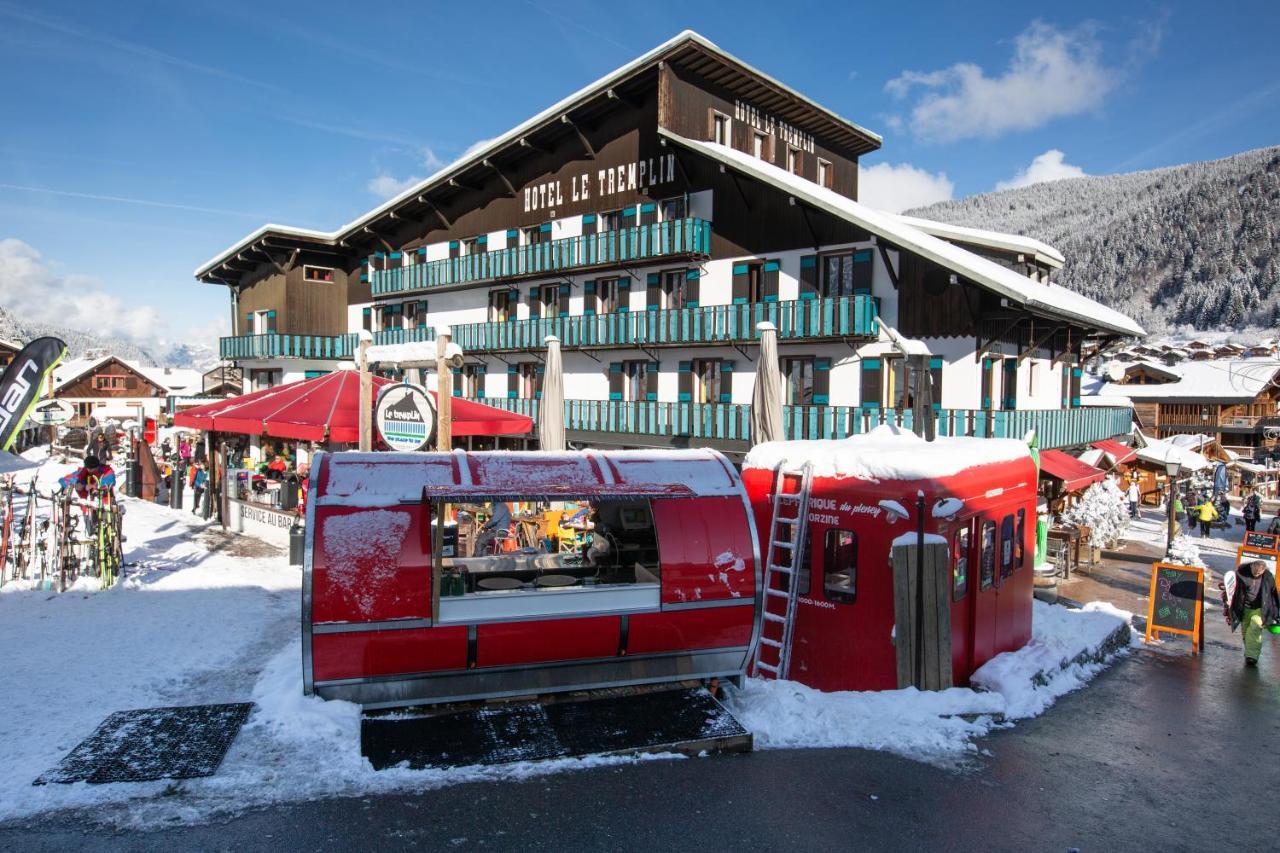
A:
[[374, 383, 436, 452]]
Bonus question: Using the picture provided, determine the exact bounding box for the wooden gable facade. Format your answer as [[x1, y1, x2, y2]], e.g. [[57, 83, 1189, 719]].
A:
[[56, 357, 167, 400]]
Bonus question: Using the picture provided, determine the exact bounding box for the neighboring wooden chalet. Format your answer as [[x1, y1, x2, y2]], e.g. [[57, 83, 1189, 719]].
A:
[[1095, 358, 1280, 455], [50, 356, 181, 426], [202, 364, 243, 397], [0, 337, 21, 370]]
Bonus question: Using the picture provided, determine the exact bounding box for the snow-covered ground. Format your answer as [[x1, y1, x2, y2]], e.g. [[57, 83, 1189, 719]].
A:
[[1125, 504, 1245, 579], [725, 599, 1132, 763], [0, 450, 1135, 828]]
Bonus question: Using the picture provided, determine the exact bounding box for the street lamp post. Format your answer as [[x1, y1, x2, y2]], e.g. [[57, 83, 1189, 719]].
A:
[[1165, 457, 1182, 554]]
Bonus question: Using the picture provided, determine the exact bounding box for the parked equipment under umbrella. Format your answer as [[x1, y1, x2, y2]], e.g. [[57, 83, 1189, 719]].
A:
[[751, 322, 784, 445], [539, 335, 566, 451]]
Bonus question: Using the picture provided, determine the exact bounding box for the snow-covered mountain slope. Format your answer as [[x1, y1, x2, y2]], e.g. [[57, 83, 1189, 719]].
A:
[[0, 306, 219, 370], [909, 146, 1280, 334]]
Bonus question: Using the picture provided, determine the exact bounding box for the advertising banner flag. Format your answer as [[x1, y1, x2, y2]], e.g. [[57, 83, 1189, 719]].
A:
[[0, 336, 69, 450]]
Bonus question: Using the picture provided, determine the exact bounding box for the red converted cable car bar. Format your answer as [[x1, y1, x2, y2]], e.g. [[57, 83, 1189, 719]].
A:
[[304, 448, 760, 708]]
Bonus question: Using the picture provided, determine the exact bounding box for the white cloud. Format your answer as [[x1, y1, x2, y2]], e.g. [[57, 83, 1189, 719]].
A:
[[885, 21, 1117, 142], [995, 149, 1088, 190], [0, 238, 163, 342], [366, 173, 420, 200], [460, 137, 495, 159], [858, 162, 954, 213]]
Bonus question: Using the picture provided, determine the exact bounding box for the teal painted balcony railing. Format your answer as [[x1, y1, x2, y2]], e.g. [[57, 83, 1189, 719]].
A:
[[371, 217, 711, 296], [467, 397, 1132, 451], [219, 333, 356, 361], [372, 295, 878, 351]]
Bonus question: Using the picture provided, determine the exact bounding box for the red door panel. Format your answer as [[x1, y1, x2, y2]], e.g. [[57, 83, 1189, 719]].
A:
[[628, 607, 753, 654], [476, 617, 621, 668], [651, 497, 755, 605], [312, 626, 467, 682], [311, 505, 432, 624]]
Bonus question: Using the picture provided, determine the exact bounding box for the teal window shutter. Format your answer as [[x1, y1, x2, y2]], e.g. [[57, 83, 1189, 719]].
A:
[[813, 357, 831, 405], [645, 361, 659, 401], [608, 362, 623, 401], [930, 356, 944, 411], [684, 268, 700, 307], [583, 280, 596, 316], [581, 214, 596, 224], [452, 367, 462, 397], [677, 361, 692, 402], [539, 222, 552, 233], [507, 364, 518, 399], [719, 361, 734, 403]]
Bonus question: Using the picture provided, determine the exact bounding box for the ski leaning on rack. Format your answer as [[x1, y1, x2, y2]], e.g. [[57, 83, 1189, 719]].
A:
[[751, 460, 813, 681]]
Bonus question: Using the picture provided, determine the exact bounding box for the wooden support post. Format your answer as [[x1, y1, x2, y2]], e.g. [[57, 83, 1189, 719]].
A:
[[436, 327, 453, 452], [358, 331, 372, 452]]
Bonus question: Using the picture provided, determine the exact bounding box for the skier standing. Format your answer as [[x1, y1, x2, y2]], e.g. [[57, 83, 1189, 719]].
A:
[[1220, 559, 1280, 666], [1126, 480, 1141, 518]]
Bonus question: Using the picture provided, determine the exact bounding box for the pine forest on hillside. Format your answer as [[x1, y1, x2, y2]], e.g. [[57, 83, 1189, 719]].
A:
[[909, 146, 1280, 335]]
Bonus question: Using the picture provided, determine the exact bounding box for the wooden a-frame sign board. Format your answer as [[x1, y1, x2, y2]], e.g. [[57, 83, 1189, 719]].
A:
[[1144, 562, 1204, 654]]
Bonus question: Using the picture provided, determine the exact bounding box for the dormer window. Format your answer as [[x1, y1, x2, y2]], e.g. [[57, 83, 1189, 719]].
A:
[[817, 158, 832, 188], [752, 132, 767, 160], [303, 265, 334, 282], [711, 111, 731, 145]]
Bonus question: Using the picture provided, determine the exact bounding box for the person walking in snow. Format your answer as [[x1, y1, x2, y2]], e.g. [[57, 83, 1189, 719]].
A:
[[1243, 491, 1262, 533], [191, 461, 208, 516], [1195, 498, 1219, 537], [1127, 480, 1141, 518], [1220, 559, 1280, 666]]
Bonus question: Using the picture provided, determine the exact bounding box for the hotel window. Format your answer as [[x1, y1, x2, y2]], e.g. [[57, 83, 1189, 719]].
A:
[[249, 369, 282, 392], [488, 289, 513, 322], [692, 358, 723, 404], [711, 111, 731, 145], [516, 363, 540, 399], [459, 364, 485, 398], [821, 251, 872, 298], [752, 131, 767, 160], [462, 237, 482, 255], [783, 357, 815, 406], [787, 146, 801, 175], [621, 360, 648, 402], [523, 225, 549, 246], [660, 270, 687, 310], [538, 284, 559, 317], [302, 265, 334, 282], [599, 209, 622, 232], [659, 195, 687, 221], [597, 278, 622, 314], [817, 158, 832, 189]]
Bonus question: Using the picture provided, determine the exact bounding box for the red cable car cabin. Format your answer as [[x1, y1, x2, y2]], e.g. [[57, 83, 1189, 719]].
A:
[[742, 429, 1037, 692], [304, 449, 760, 708]]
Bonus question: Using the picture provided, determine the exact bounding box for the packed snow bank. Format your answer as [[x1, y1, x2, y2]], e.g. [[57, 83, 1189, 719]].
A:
[[743, 423, 1030, 481], [726, 599, 1132, 763]]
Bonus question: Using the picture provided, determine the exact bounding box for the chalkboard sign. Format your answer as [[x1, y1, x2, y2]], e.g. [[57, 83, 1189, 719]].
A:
[[1242, 531, 1279, 551], [1237, 547, 1278, 575], [1144, 562, 1204, 654]]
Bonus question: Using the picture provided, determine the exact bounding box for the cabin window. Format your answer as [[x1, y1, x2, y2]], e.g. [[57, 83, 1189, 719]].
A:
[[817, 158, 832, 189], [979, 521, 996, 590], [953, 526, 970, 601], [711, 111, 731, 145], [999, 515, 1015, 581], [786, 146, 802, 175], [249, 369, 281, 391], [660, 269, 687, 310], [434, 498, 662, 623], [76, 402, 93, 419], [659, 195, 687, 221], [302, 265, 335, 282], [783, 357, 814, 406], [1014, 509, 1026, 571], [822, 529, 857, 604]]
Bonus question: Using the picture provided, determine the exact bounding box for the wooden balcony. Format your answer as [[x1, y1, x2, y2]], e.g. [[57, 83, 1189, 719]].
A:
[[465, 398, 1134, 451], [372, 295, 879, 352], [219, 333, 356, 361], [370, 217, 711, 296]]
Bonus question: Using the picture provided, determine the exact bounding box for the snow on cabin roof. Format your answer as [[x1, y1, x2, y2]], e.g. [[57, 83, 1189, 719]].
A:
[[194, 30, 882, 280], [743, 424, 1031, 481], [890, 214, 1065, 268], [51, 355, 197, 395], [317, 448, 745, 507], [660, 131, 1145, 338], [1098, 358, 1280, 403]]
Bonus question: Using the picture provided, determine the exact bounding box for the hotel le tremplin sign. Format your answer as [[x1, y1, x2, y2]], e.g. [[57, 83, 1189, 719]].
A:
[[523, 151, 677, 215]]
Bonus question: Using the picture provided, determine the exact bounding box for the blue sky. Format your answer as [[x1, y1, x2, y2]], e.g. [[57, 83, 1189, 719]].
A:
[[0, 0, 1277, 352]]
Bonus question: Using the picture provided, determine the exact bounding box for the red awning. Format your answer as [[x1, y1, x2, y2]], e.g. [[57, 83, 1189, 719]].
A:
[[1090, 439, 1137, 465], [174, 372, 533, 442], [1039, 449, 1107, 492]]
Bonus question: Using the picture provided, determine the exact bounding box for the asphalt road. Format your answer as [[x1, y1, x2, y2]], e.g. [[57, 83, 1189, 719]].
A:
[[4, 613, 1278, 852]]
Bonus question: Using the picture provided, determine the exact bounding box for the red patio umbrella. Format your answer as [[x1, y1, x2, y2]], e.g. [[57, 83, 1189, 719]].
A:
[[174, 371, 532, 442]]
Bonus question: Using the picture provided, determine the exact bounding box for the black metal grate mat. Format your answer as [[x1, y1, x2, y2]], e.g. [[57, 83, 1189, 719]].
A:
[[35, 702, 254, 785], [361, 688, 750, 770]]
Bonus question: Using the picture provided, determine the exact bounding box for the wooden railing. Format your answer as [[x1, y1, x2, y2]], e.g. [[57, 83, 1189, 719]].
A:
[[466, 398, 1134, 450], [372, 295, 879, 351]]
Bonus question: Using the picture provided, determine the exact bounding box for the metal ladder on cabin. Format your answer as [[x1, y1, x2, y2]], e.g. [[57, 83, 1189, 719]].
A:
[[751, 461, 813, 681]]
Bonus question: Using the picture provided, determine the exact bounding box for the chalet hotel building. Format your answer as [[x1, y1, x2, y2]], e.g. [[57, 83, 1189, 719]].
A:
[[196, 31, 1141, 456]]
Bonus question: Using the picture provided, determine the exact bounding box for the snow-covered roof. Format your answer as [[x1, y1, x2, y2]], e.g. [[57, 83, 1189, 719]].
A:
[[1098, 358, 1280, 403], [194, 30, 882, 280], [0, 337, 23, 352], [1134, 436, 1212, 473], [660, 131, 1144, 337], [743, 424, 1031, 480], [51, 355, 196, 395], [890, 214, 1065, 269], [1103, 359, 1181, 383]]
